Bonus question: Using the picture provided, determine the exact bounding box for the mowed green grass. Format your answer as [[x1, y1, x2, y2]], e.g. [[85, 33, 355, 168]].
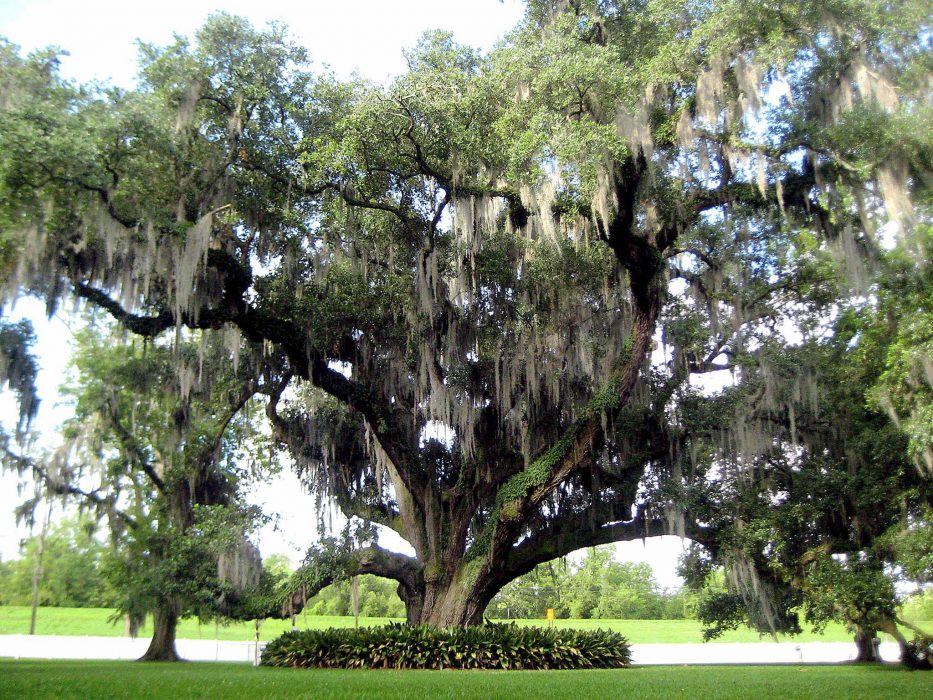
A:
[[0, 607, 399, 642], [1, 660, 930, 700], [3, 606, 930, 644]]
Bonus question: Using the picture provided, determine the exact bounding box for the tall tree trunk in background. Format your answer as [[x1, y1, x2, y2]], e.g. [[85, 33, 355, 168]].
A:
[[139, 601, 181, 662], [28, 495, 53, 635], [853, 629, 879, 663]]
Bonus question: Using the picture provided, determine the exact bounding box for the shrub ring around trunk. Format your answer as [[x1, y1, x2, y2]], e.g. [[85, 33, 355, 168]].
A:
[[260, 622, 631, 670]]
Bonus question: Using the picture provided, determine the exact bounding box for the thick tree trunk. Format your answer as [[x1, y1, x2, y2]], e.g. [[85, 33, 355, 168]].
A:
[[29, 495, 53, 635], [395, 559, 500, 627], [877, 618, 913, 666], [853, 629, 879, 663], [404, 583, 488, 627], [139, 603, 181, 662]]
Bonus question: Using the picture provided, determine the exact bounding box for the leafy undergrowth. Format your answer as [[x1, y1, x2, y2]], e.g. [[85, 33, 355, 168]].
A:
[[2, 660, 929, 700], [261, 623, 631, 670]]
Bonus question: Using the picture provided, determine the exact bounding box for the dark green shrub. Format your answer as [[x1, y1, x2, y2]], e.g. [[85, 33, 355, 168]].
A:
[[902, 635, 933, 670], [260, 622, 631, 670]]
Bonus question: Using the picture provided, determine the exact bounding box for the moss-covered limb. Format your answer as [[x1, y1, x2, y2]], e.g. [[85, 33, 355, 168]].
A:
[[337, 492, 404, 534], [895, 617, 932, 640], [503, 505, 716, 584], [350, 546, 423, 593], [74, 283, 176, 337], [284, 542, 423, 618], [78, 259, 421, 514], [502, 515, 669, 581], [471, 308, 658, 565]]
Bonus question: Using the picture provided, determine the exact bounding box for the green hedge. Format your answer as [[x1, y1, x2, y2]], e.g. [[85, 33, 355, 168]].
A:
[[260, 622, 631, 670]]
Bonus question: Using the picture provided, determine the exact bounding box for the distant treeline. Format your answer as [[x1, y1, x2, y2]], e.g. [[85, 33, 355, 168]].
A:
[[5, 519, 930, 623], [0, 517, 118, 608], [488, 546, 695, 620], [0, 520, 691, 620]]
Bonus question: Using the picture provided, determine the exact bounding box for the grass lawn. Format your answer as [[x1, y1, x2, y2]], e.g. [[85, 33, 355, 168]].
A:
[[0, 607, 399, 642], [2, 606, 930, 644], [1, 659, 930, 699]]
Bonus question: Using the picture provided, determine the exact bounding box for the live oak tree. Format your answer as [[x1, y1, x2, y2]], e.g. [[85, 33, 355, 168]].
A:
[[678, 225, 933, 664], [0, 2, 930, 626], [4, 323, 273, 660], [679, 334, 930, 662]]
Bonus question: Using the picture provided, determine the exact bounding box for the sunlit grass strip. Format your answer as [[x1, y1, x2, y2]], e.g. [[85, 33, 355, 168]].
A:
[[1, 660, 929, 700], [2, 606, 929, 645]]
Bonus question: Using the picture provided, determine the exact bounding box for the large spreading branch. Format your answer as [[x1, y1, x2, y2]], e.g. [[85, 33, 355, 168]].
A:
[[285, 542, 422, 617], [503, 515, 668, 581]]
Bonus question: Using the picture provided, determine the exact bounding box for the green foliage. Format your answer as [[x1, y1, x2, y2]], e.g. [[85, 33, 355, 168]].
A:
[[307, 575, 405, 618], [802, 556, 897, 634], [0, 318, 39, 437], [1, 0, 931, 631], [695, 592, 750, 642], [224, 558, 295, 623], [489, 547, 697, 621], [900, 590, 933, 621], [866, 227, 933, 473], [0, 516, 117, 608], [261, 622, 631, 670]]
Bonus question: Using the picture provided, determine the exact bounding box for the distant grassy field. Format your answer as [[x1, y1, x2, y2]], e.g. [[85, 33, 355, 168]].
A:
[[2, 660, 930, 700], [3, 606, 929, 644], [0, 607, 397, 642]]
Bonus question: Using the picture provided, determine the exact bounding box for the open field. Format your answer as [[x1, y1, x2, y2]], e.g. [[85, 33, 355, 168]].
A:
[[1, 660, 930, 700], [2, 606, 930, 645]]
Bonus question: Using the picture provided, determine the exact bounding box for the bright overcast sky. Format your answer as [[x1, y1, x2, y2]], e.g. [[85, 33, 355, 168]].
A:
[[0, 0, 525, 86], [0, 0, 689, 588]]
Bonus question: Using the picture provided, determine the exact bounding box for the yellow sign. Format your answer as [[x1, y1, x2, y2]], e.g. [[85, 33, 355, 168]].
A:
[[546, 608, 555, 621]]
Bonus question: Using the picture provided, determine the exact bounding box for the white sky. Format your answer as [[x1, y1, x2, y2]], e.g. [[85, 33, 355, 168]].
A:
[[0, 0, 689, 589]]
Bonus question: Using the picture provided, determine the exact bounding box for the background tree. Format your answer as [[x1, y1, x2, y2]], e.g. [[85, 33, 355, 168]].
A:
[[679, 231, 933, 662], [490, 556, 570, 619], [489, 546, 691, 620], [303, 575, 407, 619], [3, 321, 274, 660], [0, 2, 929, 626], [0, 515, 117, 608]]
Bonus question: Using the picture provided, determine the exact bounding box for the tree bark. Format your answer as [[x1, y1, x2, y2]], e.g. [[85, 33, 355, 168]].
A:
[[139, 603, 182, 662], [853, 629, 879, 663], [877, 618, 911, 666], [402, 580, 487, 627], [28, 492, 53, 635]]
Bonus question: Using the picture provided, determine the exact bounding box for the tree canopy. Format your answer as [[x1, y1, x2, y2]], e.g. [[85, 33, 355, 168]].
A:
[[0, 0, 930, 629], [2, 321, 276, 659]]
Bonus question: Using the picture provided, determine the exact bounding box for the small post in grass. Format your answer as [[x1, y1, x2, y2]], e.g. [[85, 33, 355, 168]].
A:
[[546, 608, 555, 629], [351, 576, 360, 629]]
